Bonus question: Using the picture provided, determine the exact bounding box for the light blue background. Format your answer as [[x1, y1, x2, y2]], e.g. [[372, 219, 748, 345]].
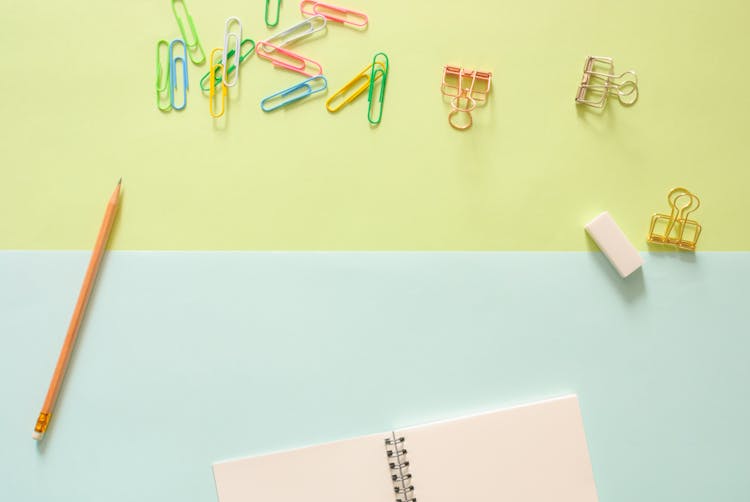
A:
[[1, 252, 748, 501]]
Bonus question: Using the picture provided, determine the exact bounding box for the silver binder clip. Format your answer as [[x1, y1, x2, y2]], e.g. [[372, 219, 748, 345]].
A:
[[576, 56, 638, 108]]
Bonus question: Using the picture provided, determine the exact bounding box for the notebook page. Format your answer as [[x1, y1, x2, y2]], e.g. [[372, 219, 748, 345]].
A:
[[397, 395, 598, 502], [213, 432, 395, 502]]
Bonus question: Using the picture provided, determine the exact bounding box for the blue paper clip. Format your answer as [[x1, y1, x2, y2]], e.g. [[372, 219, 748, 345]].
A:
[[260, 75, 328, 112], [169, 39, 189, 111]]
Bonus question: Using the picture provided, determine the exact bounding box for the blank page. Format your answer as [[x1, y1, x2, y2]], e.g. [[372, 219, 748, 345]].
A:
[[213, 432, 394, 502], [398, 395, 598, 502]]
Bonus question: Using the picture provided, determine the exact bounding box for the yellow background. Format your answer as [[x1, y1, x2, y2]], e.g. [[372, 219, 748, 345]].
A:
[[1, 0, 748, 250]]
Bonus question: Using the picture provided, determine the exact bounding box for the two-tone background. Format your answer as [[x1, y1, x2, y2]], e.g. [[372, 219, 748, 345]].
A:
[[1, 1, 749, 500]]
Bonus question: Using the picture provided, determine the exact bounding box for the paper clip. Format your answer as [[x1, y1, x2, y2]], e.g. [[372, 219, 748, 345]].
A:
[[209, 49, 227, 118], [367, 52, 389, 125], [440, 65, 492, 130], [326, 61, 385, 113], [171, 0, 206, 65], [300, 1, 368, 28], [266, 0, 282, 27], [156, 40, 172, 112], [261, 76, 328, 112], [199, 39, 255, 92], [259, 15, 327, 53], [255, 42, 323, 77], [222, 17, 243, 87], [169, 39, 189, 111], [648, 188, 702, 251], [576, 56, 638, 108]]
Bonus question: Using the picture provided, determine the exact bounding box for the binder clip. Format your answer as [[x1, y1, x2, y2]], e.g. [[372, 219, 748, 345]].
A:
[[647, 187, 702, 251], [575, 56, 638, 108], [440, 65, 492, 130]]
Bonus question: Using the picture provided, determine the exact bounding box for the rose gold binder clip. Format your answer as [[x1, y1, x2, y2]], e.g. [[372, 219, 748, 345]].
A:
[[440, 65, 492, 130], [575, 56, 638, 109], [647, 187, 702, 251]]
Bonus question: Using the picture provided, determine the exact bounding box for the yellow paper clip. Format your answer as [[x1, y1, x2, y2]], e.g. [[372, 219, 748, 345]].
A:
[[648, 187, 702, 251], [209, 48, 226, 118], [576, 56, 638, 109], [326, 61, 386, 113]]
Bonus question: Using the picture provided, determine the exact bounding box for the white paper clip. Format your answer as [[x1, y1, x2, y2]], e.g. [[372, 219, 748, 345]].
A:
[[259, 15, 327, 53], [222, 17, 243, 87]]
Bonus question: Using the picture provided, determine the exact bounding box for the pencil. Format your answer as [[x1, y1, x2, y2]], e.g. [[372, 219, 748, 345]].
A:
[[33, 179, 122, 441]]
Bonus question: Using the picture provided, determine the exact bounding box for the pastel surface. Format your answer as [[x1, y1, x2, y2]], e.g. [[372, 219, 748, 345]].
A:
[[1, 251, 748, 501], [1, 1, 749, 249]]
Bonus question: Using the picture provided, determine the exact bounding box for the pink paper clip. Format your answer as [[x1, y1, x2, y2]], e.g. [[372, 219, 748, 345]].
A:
[[255, 42, 323, 77], [300, 1, 368, 28]]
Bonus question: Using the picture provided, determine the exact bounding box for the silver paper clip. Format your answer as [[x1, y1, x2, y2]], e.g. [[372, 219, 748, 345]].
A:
[[169, 39, 189, 111], [259, 15, 327, 53], [261, 75, 328, 112], [576, 56, 638, 108], [222, 17, 243, 87]]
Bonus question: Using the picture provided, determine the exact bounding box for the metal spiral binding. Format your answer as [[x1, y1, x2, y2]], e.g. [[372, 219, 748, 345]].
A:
[[385, 433, 416, 502]]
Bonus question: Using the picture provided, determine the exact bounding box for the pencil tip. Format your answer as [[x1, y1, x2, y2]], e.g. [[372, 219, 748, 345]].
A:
[[118, 177, 122, 185]]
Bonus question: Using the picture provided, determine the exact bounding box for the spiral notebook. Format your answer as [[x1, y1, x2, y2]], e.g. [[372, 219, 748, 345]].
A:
[[212, 395, 599, 502]]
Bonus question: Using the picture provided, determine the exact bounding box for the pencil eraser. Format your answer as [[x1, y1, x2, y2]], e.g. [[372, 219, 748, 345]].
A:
[[585, 211, 644, 278], [32, 431, 42, 441]]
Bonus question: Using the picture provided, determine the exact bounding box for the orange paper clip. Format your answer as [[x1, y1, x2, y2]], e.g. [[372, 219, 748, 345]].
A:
[[440, 65, 492, 130], [300, 1, 368, 28], [255, 41, 323, 77]]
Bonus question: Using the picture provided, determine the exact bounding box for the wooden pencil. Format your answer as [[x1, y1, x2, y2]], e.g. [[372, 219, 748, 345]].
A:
[[33, 179, 122, 440]]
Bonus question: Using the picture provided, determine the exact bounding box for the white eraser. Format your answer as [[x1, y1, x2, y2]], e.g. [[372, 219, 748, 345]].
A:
[[585, 211, 644, 278], [32, 430, 42, 441]]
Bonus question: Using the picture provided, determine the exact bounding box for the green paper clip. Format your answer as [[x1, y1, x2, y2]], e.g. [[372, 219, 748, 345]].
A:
[[156, 40, 172, 112], [199, 39, 256, 92], [171, 0, 206, 65], [367, 52, 389, 125], [265, 0, 281, 27]]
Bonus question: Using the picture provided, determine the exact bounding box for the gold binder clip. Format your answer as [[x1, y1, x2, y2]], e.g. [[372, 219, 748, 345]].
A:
[[648, 187, 702, 251], [440, 65, 492, 130], [575, 56, 638, 108]]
